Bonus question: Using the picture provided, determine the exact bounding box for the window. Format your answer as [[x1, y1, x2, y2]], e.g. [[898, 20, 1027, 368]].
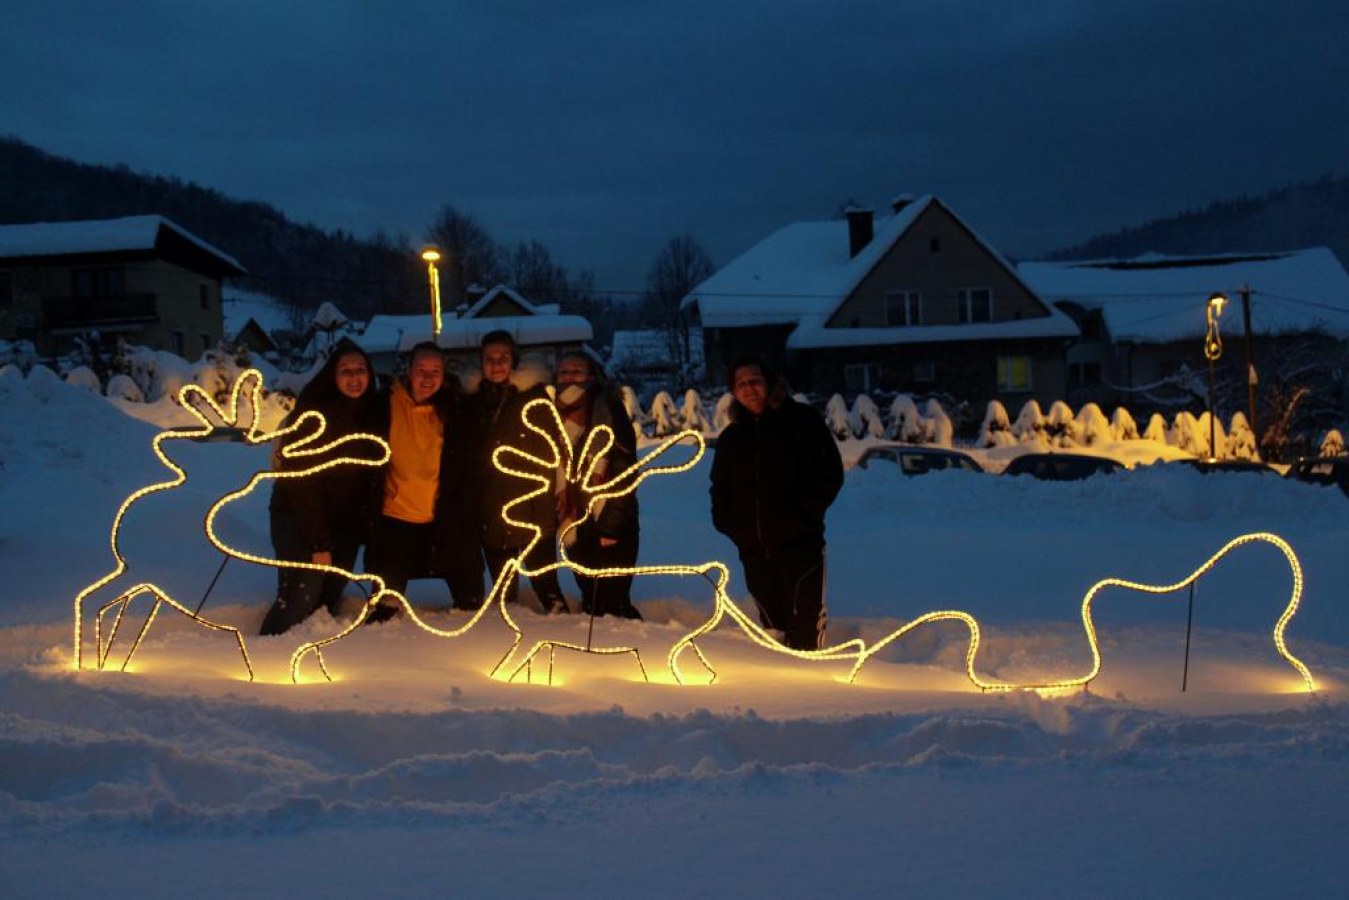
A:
[[201, 334, 213, 355], [1069, 362, 1102, 387], [171, 331, 185, 356], [844, 363, 879, 394], [997, 355, 1032, 392], [913, 360, 936, 383], [199, 284, 210, 310], [958, 288, 993, 324], [885, 291, 923, 326], [72, 267, 125, 298]]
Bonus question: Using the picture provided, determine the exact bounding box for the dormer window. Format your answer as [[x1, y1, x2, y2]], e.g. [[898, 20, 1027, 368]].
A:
[[958, 288, 993, 324]]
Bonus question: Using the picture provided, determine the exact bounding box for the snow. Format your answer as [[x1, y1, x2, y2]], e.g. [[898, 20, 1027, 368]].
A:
[[360, 314, 594, 355], [0, 215, 244, 272], [2, 369, 1348, 897], [1020, 247, 1349, 343], [222, 286, 295, 336]]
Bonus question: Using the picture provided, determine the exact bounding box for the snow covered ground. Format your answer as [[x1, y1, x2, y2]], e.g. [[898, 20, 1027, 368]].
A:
[[2, 366, 1347, 898]]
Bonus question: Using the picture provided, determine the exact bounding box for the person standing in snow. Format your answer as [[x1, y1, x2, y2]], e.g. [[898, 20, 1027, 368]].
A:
[[363, 342, 484, 620], [554, 350, 643, 619], [261, 339, 383, 635], [467, 330, 567, 614], [710, 357, 843, 651]]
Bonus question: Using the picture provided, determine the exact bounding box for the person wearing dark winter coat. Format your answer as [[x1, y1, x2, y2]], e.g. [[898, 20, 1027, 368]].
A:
[[555, 351, 642, 619], [260, 339, 382, 635], [363, 342, 485, 619], [467, 331, 566, 613], [710, 357, 843, 650]]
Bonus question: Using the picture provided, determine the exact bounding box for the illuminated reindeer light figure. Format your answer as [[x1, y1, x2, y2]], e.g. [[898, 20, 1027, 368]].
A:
[[72, 369, 390, 681]]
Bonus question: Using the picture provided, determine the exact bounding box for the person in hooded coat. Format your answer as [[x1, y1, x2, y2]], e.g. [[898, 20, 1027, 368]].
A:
[[709, 356, 843, 651], [260, 339, 383, 635], [554, 351, 642, 619]]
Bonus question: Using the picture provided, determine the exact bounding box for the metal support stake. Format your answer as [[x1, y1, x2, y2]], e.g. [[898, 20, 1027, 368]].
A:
[[194, 554, 231, 616], [1182, 581, 1197, 692]]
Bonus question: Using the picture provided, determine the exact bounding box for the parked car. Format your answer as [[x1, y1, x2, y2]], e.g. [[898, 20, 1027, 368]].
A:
[[855, 444, 984, 476], [1172, 458, 1277, 475], [1002, 452, 1124, 481], [1285, 456, 1349, 496]]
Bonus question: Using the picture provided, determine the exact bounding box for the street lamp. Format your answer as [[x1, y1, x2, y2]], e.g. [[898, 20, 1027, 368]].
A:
[[421, 247, 443, 339], [1204, 292, 1227, 460]]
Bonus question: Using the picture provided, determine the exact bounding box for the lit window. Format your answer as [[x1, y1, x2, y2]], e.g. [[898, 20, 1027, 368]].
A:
[[997, 355, 1032, 392], [958, 288, 993, 324]]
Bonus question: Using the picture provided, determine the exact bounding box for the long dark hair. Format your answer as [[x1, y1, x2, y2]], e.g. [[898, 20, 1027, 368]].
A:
[[296, 338, 377, 414]]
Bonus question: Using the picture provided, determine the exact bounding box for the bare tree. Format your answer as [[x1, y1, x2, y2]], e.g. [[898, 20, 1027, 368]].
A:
[[425, 205, 505, 306], [506, 239, 574, 303], [643, 234, 715, 385]]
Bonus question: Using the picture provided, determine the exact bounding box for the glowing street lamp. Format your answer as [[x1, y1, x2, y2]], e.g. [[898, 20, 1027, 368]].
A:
[[421, 247, 443, 339], [1204, 292, 1227, 460]]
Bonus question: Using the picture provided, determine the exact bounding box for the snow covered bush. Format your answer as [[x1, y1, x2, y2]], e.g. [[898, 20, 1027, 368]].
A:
[[620, 385, 647, 434], [849, 394, 884, 439], [1110, 407, 1139, 441], [65, 366, 101, 393], [824, 394, 851, 440], [712, 392, 735, 433], [1075, 403, 1111, 447], [24, 364, 60, 402], [1142, 412, 1169, 444], [105, 373, 144, 402], [1011, 400, 1047, 445], [1318, 428, 1345, 457], [886, 394, 925, 442], [1226, 412, 1259, 460], [679, 388, 712, 434], [648, 390, 679, 437], [0, 339, 38, 370], [978, 400, 1016, 448], [1170, 411, 1202, 455], [923, 398, 953, 447], [1045, 401, 1079, 448]]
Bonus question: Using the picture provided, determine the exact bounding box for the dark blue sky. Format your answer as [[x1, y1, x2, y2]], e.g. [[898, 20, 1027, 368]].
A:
[[3, 0, 1347, 294]]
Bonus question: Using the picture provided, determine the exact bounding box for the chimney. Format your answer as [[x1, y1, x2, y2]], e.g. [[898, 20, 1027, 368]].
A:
[[890, 193, 915, 214], [846, 207, 874, 258]]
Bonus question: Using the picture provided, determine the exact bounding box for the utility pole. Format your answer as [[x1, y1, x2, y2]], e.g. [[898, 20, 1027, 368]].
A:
[[1240, 284, 1258, 448]]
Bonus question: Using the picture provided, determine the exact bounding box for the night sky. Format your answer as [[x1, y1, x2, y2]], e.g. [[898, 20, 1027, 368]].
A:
[[3, 0, 1346, 294]]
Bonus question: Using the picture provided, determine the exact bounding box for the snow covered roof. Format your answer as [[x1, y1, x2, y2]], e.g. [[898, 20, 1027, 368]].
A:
[[0, 214, 245, 274], [788, 312, 1079, 349], [360, 313, 593, 354], [462, 285, 539, 318], [681, 197, 934, 328], [1019, 248, 1349, 343], [222, 287, 295, 336]]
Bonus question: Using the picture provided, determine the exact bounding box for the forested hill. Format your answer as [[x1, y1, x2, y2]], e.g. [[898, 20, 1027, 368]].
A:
[[1047, 174, 1349, 266], [0, 136, 423, 318]]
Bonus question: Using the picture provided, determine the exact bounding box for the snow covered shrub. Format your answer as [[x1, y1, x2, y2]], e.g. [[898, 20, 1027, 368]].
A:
[[24, 364, 60, 402], [1318, 428, 1345, 457], [1045, 401, 1079, 448], [680, 388, 712, 433], [65, 366, 101, 393], [923, 398, 953, 447], [1226, 412, 1258, 460], [1192, 411, 1227, 458], [1011, 399, 1047, 444], [1142, 413, 1169, 444], [1075, 403, 1111, 447], [824, 394, 851, 440], [1110, 407, 1139, 441], [978, 400, 1016, 448], [0, 339, 38, 371], [849, 394, 885, 439], [105, 373, 144, 402], [710, 392, 734, 433], [621, 385, 648, 434], [1170, 411, 1202, 455], [648, 391, 679, 437], [886, 394, 924, 442]]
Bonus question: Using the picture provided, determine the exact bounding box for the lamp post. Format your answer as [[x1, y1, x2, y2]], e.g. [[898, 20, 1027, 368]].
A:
[[421, 247, 443, 339], [1204, 292, 1227, 460]]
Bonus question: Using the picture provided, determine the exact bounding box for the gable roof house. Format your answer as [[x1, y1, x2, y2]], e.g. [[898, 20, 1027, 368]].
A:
[[1019, 248, 1349, 412], [0, 215, 246, 359], [361, 284, 593, 381], [682, 195, 1078, 402]]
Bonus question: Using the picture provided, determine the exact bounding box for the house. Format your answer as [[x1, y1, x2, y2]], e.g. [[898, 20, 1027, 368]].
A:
[[608, 327, 705, 395], [681, 195, 1078, 402], [1019, 248, 1349, 409], [0, 215, 246, 358], [361, 284, 593, 382]]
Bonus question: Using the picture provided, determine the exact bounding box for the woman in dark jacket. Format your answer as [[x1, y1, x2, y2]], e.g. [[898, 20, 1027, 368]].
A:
[[260, 339, 382, 635], [467, 330, 566, 613]]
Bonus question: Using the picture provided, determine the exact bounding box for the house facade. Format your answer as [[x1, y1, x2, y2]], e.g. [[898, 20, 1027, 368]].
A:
[[0, 216, 245, 359], [683, 195, 1077, 403]]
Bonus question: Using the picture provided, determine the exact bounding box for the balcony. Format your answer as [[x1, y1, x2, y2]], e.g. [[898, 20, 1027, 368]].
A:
[[43, 293, 159, 329]]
